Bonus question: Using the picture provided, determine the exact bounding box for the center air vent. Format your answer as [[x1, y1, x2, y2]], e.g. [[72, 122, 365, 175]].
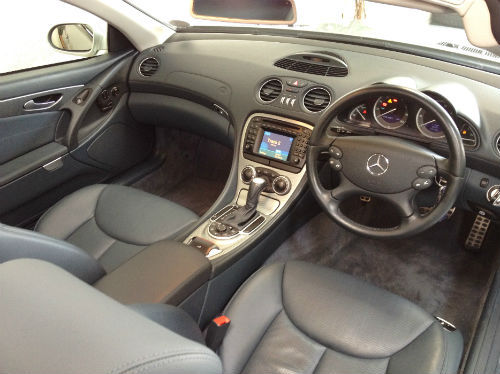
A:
[[139, 57, 159, 77], [303, 87, 331, 113], [259, 79, 283, 102], [275, 52, 348, 77]]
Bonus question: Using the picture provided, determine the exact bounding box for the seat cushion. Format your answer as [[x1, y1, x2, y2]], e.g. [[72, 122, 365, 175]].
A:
[[220, 261, 463, 374], [35, 184, 199, 272]]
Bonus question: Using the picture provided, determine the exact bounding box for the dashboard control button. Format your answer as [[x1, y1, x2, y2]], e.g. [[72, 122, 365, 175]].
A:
[[286, 87, 299, 93], [480, 178, 489, 188], [272, 175, 291, 195], [293, 157, 300, 164], [216, 223, 228, 233], [286, 79, 307, 88], [417, 166, 437, 179], [412, 178, 432, 190], [487, 185, 500, 206], [329, 146, 343, 159], [244, 143, 252, 151], [329, 159, 342, 171], [241, 166, 256, 184]]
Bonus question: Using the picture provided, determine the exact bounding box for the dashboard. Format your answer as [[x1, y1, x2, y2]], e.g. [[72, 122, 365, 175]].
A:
[[128, 31, 500, 218]]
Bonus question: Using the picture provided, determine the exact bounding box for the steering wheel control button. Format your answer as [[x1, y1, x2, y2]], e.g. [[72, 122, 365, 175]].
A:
[[417, 166, 437, 179], [329, 159, 342, 171], [486, 185, 500, 207], [272, 175, 291, 195], [413, 178, 433, 190], [329, 146, 343, 159], [366, 153, 389, 176]]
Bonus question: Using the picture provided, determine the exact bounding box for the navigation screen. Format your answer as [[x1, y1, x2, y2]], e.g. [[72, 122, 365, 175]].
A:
[[258, 131, 294, 161]]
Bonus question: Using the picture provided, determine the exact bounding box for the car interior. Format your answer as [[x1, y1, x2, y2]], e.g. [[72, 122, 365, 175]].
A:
[[1, 0, 500, 373]]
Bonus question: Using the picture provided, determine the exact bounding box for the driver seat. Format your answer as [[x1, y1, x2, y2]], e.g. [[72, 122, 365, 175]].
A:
[[0, 260, 463, 374], [219, 261, 463, 374]]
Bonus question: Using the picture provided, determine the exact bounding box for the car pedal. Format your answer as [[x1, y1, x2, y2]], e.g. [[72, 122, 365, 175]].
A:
[[360, 195, 371, 203], [465, 211, 491, 251], [419, 206, 455, 221]]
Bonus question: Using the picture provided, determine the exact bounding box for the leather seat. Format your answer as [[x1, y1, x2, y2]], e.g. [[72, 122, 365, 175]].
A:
[[34, 184, 199, 273], [219, 261, 463, 374], [1, 259, 463, 374]]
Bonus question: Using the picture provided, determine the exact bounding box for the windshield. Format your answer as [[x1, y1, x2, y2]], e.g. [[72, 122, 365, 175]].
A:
[[127, 0, 499, 65]]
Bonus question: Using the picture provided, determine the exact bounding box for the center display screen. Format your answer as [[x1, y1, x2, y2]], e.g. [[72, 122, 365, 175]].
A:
[[258, 131, 294, 161]]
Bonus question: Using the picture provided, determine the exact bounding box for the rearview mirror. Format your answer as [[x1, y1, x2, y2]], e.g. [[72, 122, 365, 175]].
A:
[[48, 23, 95, 55], [191, 0, 297, 25]]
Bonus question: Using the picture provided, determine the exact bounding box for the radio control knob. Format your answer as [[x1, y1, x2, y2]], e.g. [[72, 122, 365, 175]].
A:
[[241, 166, 256, 184], [272, 175, 291, 195]]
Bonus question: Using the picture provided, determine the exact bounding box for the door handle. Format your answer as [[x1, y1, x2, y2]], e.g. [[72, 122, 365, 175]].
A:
[[24, 94, 62, 111]]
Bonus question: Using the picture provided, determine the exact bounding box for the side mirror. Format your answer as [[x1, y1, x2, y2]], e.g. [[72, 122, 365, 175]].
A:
[[48, 23, 104, 57]]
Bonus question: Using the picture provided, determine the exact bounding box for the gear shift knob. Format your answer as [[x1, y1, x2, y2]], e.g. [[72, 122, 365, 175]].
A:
[[245, 177, 268, 210]]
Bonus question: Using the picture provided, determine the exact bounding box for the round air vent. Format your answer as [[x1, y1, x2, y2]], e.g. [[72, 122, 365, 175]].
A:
[[303, 87, 331, 113], [259, 79, 283, 102], [139, 57, 159, 77], [495, 133, 500, 156]]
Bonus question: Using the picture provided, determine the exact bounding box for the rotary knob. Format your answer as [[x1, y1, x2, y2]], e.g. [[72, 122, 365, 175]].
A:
[[272, 175, 291, 195], [241, 166, 256, 184]]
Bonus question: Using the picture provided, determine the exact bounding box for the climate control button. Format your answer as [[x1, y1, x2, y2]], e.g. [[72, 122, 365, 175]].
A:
[[241, 166, 256, 184], [272, 175, 291, 195]]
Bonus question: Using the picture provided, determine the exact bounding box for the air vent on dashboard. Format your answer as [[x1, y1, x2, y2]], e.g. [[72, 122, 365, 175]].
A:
[[303, 87, 331, 113], [274, 52, 348, 77], [495, 134, 500, 156], [259, 79, 283, 102], [139, 57, 159, 77]]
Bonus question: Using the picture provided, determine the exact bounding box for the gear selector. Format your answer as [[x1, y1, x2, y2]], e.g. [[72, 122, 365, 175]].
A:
[[220, 177, 268, 229]]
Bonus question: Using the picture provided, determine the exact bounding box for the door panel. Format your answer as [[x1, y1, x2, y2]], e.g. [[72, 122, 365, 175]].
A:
[[0, 50, 153, 227]]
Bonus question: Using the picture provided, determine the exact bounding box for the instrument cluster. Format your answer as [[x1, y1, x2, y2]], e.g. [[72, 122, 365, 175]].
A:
[[343, 92, 478, 148]]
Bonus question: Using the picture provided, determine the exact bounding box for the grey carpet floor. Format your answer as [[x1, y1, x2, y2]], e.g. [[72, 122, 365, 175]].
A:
[[266, 209, 500, 347]]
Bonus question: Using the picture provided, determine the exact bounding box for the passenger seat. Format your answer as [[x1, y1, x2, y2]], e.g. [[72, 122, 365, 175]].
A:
[[34, 184, 199, 273]]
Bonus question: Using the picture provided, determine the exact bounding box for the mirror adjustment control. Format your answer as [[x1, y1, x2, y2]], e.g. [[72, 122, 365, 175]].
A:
[[272, 175, 291, 195]]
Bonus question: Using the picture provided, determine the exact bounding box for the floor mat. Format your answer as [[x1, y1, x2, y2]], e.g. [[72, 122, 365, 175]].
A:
[[266, 209, 500, 347], [133, 128, 233, 216]]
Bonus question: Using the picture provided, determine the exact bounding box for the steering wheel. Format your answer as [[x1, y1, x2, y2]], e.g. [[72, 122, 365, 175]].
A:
[[306, 84, 466, 239]]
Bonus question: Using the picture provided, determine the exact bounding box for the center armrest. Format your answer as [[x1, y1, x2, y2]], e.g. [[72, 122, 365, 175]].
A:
[[94, 240, 211, 305]]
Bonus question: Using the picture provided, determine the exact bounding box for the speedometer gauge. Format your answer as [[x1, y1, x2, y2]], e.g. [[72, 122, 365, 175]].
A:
[[373, 96, 408, 129], [415, 108, 445, 139]]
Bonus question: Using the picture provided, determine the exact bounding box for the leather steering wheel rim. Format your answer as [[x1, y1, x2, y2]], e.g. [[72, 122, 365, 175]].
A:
[[306, 84, 466, 239]]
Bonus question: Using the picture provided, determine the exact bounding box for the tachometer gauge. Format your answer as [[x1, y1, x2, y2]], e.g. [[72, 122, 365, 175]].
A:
[[348, 104, 370, 125], [416, 108, 445, 139], [373, 96, 408, 129]]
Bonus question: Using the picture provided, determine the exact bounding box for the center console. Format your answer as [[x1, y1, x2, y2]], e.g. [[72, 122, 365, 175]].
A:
[[184, 113, 313, 259]]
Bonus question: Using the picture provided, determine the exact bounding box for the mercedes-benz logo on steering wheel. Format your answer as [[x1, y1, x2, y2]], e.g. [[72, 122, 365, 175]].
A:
[[366, 154, 390, 176]]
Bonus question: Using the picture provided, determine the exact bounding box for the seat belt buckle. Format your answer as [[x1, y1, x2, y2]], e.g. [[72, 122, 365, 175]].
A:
[[206, 315, 230, 351]]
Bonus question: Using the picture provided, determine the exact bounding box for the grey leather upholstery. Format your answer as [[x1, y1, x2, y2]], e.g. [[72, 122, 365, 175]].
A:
[[220, 261, 463, 374], [94, 240, 212, 305], [35, 184, 199, 273], [0, 259, 221, 374], [0, 223, 104, 283], [129, 303, 205, 344]]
